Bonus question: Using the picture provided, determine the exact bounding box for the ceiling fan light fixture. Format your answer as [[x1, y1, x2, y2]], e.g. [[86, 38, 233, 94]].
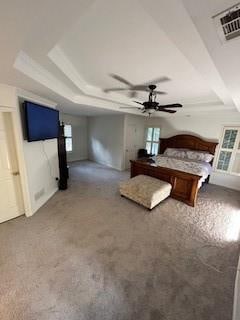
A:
[[146, 108, 156, 116], [120, 84, 182, 115]]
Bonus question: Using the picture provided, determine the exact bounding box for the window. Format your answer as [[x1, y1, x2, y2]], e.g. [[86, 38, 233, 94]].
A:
[[64, 124, 73, 152], [145, 127, 160, 155], [216, 127, 240, 175]]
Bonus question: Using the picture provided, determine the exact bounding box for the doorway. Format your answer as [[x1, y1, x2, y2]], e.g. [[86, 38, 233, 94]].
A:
[[0, 112, 24, 223]]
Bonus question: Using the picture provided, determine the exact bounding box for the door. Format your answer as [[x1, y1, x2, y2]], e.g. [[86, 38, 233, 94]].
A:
[[125, 124, 138, 169], [0, 112, 24, 223]]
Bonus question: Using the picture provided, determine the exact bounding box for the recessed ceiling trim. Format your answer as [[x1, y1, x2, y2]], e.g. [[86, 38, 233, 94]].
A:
[[49, 45, 234, 115], [14, 51, 143, 115], [48, 45, 137, 107], [13, 50, 237, 117], [14, 51, 76, 102]]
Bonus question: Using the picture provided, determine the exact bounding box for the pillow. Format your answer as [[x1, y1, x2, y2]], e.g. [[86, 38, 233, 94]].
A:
[[163, 148, 186, 159], [185, 150, 214, 163]]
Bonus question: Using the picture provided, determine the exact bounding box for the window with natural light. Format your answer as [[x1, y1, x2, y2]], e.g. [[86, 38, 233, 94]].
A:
[[216, 127, 240, 175], [146, 127, 160, 155], [64, 124, 73, 152]]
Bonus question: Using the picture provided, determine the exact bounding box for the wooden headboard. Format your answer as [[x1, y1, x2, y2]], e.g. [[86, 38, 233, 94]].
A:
[[159, 134, 218, 155]]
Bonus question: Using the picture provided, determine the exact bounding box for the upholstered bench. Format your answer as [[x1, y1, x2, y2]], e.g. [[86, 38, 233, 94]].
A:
[[119, 175, 172, 210]]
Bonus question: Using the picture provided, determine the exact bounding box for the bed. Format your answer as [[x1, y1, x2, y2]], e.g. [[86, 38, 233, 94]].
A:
[[130, 134, 218, 207]]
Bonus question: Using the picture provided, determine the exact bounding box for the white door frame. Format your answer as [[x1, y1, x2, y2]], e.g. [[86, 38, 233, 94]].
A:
[[0, 106, 32, 217]]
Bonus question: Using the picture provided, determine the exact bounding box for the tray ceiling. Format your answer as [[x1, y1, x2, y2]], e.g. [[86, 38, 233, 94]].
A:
[[0, 0, 239, 116]]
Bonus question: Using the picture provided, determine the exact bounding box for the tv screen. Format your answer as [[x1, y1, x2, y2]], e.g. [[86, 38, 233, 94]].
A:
[[24, 101, 59, 142]]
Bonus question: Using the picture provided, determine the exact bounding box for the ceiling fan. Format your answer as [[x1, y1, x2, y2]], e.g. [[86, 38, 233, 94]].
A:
[[103, 74, 170, 98], [119, 84, 182, 116]]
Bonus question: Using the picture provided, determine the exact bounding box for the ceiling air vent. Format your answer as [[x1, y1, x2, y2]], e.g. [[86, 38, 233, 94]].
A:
[[213, 3, 240, 43]]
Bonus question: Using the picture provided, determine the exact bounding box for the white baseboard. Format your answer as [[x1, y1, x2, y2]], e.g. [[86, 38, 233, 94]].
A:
[[233, 255, 240, 320], [68, 157, 88, 162], [89, 158, 122, 171], [31, 187, 58, 215], [210, 172, 240, 191]]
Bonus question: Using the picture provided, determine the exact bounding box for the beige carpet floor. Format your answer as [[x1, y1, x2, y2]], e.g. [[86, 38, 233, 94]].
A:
[[0, 161, 240, 320]]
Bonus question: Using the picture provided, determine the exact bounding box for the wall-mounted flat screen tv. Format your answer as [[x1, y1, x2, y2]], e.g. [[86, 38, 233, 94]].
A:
[[24, 101, 59, 142]]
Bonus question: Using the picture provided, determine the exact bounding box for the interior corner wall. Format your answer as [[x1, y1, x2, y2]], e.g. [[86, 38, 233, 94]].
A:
[[88, 115, 125, 170], [60, 113, 88, 162], [18, 97, 59, 214], [147, 112, 240, 190]]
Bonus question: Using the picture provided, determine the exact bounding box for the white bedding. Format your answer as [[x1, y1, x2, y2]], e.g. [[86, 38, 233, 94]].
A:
[[153, 155, 212, 188]]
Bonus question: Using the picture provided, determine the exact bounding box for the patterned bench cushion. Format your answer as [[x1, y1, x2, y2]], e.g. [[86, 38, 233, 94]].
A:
[[119, 175, 172, 209]]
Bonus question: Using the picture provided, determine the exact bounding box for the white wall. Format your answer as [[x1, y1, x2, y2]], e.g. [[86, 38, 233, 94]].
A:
[[18, 96, 59, 214], [123, 114, 146, 168], [147, 112, 240, 190], [60, 113, 88, 162], [21, 139, 59, 213], [88, 115, 125, 170], [148, 113, 240, 140]]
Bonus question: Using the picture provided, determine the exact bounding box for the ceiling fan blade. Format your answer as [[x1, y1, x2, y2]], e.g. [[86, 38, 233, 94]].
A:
[[104, 87, 129, 93], [132, 85, 148, 90], [159, 103, 182, 108], [154, 90, 167, 95], [110, 73, 132, 86], [158, 109, 176, 113], [119, 106, 140, 109], [133, 101, 144, 106], [140, 76, 171, 87]]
